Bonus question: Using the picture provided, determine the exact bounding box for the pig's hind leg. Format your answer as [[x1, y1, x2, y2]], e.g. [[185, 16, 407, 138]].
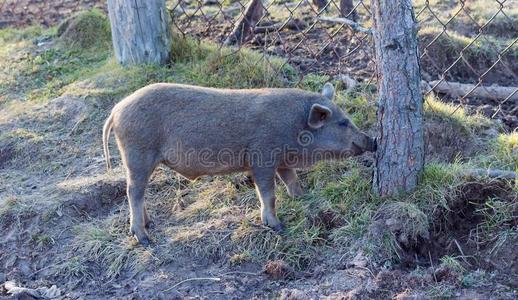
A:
[[252, 167, 284, 232], [121, 149, 158, 246], [277, 168, 303, 198]]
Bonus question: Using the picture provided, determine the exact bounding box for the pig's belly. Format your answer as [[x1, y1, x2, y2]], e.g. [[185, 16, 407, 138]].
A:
[[161, 151, 249, 179]]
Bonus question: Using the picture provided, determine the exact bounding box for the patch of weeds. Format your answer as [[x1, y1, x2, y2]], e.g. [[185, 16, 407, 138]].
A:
[[330, 206, 374, 248], [31, 233, 55, 249], [419, 26, 517, 61], [474, 197, 516, 244], [225, 179, 347, 269], [1, 37, 111, 103], [299, 73, 330, 92], [489, 131, 518, 170], [426, 283, 456, 299], [63, 59, 173, 99], [229, 250, 252, 266], [57, 9, 111, 50], [56, 256, 90, 278], [0, 196, 35, 223], [0, 128, 43, 143], [354, 201, 429, 264], [439, 255, 466, 274], [305, 160, 352, 190], [0, 12, 112, 104], [231, 220, 321, 269], [63, 219, 155, 279], [452, 0, 518, 38], [25, 47, 111, 102], [0, 128, 44, 164], [336, 89, 377, 129], [0, 26, 46, 44], [321, 164, 375, 210], [409, 162, 464, 211], [461, 270, 486, 288], [172, 34, 297, 88], [424, 95, 491, 133]]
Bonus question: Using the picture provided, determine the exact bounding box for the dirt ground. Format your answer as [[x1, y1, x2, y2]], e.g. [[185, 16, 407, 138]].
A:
[[0, 1, 517, 299]]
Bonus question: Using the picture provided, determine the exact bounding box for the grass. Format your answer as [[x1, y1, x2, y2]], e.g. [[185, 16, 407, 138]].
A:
[[57, 9, 111, 49], [424, 94, 491, 131], [171, 33, 298, 88], [415, 0, 518, 38], [493, 131, 518, 170], [0, 196, 35, 221], [439, 255, 466, 274], [60, 218, 155, 279]]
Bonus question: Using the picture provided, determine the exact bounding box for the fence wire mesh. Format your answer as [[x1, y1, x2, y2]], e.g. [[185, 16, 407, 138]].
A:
[[1, 0, 517, 129]]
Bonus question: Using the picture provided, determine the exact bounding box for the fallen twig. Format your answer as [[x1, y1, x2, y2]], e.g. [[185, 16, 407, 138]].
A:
[[317, 16, 373, 34], [428, 80, 518, 102]]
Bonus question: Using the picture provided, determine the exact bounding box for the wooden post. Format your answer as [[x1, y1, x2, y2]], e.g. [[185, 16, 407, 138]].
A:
[[371, 0, 425, 196], [107, 0, 171, 64]]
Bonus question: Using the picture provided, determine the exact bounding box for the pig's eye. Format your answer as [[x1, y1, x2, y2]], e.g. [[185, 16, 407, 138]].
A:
[[338, 119, 349, 127]]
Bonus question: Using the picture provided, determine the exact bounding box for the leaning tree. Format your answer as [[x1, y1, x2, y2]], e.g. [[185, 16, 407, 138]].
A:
[[107, 0, 171, 64], [371, 0, 425, 196]]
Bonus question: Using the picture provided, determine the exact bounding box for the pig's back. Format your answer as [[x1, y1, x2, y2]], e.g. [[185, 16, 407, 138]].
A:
[[112, 83, 319, 149]]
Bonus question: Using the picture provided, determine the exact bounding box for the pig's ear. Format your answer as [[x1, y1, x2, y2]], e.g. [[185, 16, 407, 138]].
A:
[[308, 104, 333, 129], [321, 82, 335, 100]]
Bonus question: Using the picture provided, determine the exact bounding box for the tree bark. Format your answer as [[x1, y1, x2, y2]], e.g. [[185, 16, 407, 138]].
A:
[[224, 0, 264, 46], [107, 0, 171, 65], [372, 0, 424, 196]]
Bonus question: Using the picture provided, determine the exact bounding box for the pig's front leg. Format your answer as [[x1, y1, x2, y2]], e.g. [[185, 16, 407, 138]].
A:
[[277, 168, 303, 198], [252, 167, 284, 231]]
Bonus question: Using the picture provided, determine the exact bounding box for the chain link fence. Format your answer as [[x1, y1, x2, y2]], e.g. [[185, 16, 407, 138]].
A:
[[1, 0, 517, 129], [169, 0, 517, 129]]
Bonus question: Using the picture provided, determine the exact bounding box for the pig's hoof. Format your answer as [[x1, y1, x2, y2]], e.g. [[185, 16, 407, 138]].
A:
[[272, 223, 285, 232], [136, 235, 151, 246], [145, 220, 154, 229], [130, 228, 151, 246]]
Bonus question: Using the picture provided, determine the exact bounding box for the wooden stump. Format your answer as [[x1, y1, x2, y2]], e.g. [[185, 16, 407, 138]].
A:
[[107, 0, 171, 65]]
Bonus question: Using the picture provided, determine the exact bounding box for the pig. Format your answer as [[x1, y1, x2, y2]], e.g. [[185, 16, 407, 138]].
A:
[[102, 82, 376, 245]]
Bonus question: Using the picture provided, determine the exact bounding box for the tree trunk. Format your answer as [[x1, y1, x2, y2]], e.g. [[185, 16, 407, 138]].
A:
[[371, 0, 424, 196], [107, 0, 171, 65], [224, 0, 264, 46]]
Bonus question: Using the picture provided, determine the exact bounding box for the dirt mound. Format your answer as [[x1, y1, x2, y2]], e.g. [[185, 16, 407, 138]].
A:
[[57, 9, 111, 49], [352, 173, 518, 281], [418, 28, 518, 87], [424, 116, 491, 162]]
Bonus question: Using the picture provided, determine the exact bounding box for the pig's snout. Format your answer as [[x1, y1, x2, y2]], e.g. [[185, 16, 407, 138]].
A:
[[353, 135, 377, 154], [366, 137, 377, 152]]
